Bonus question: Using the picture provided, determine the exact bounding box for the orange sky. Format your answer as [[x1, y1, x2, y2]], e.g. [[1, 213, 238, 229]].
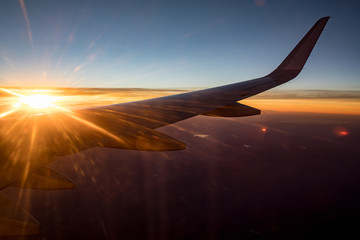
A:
[[0, 88, 359, 115], [241, 98, 360, 115]]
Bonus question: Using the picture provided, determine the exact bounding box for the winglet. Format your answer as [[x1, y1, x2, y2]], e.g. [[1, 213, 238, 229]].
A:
[[267, 16, 330, 82]]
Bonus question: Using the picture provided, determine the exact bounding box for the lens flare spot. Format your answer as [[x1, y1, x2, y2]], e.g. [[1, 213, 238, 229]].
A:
[[261, 127, 267, 132], [338, 131, 349, 136], [254, 0, 266, 7], [334, 126, 349, 137], [20, 94, 57, 109]]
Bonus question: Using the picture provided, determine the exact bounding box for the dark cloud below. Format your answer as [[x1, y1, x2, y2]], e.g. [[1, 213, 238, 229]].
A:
[[2, 112, 360, 239]]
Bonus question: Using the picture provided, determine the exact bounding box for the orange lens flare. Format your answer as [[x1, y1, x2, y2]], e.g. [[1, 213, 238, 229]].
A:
[[334, 126, 349, 137]]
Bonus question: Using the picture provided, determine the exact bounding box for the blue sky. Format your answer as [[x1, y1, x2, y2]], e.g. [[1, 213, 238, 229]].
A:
[[0, 0, 358, 90]]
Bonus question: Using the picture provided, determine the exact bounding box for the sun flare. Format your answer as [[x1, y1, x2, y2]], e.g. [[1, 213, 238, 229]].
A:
[[17, 94, 57, 109]]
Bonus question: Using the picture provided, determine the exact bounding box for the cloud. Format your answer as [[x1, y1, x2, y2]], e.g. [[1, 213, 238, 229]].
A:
[[19, 0, 33, 45], [183, 31, 197, 39], [1, 55, 16, 70], [68, 33, 74, 43], [73, 54, 97, 72], [204, 18, 227, 30], [252, 90, 360, 99], [182, 18, 227, 39]]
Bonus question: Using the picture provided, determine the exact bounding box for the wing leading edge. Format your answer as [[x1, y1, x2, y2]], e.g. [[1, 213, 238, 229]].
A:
[[77, 17, 329, 130]]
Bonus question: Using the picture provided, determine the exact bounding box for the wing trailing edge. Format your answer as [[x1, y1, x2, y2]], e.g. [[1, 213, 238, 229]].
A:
[[201, 103, 260, 117]]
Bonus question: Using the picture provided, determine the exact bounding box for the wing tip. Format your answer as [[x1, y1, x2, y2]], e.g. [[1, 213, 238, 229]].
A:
[[267, 16, 330, 82], [319, 16, 330, 21], [317, 16, 330, 27]]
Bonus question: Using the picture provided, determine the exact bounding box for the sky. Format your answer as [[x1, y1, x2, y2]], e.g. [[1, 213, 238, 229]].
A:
[[0, 0, 358, 90]]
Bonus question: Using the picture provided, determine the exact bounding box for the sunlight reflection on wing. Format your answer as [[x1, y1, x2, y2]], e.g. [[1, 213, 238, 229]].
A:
[[65, 113, 123, 143]]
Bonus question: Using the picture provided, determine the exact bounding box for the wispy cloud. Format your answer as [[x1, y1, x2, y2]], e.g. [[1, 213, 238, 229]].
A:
[[1, 54, 16, 70], [73, 54, 96, 72], [183, 30, 197, 39], [181, 17, 228, 39], [19, 0, 33, 46], [252, 90, 360, 99], [243, 90, 360, 115], [68, 33, 74, 43], [204, 18, 227, 30]]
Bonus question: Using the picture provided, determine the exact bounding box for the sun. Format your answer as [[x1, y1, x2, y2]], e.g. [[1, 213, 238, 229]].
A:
[[17, 94, 57, 109]]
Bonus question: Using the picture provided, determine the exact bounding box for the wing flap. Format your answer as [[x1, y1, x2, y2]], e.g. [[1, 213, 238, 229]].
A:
[[0, 195, 40, 237], [201, 103, 260, 117], [12, 167, 74, 190]]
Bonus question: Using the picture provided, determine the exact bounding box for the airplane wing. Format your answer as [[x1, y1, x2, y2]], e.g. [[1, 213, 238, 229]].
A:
[[77, 17, 329, 127], [74, 16, 329, 134], [0, 17, 329, 237]]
